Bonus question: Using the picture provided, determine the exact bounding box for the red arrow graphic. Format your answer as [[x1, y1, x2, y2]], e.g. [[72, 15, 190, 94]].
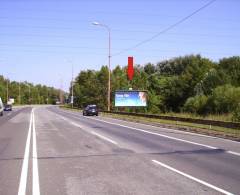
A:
[[127, 56, 134, 81]]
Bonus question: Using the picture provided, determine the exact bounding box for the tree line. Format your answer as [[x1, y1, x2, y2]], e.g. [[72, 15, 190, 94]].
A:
[[72, 55, 240, 121], [0, 76, 61, 105]]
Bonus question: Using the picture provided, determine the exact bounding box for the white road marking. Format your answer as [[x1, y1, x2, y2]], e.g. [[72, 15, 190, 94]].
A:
[[18, 109, 33, 195], [100, 115, 240, 144], [91, 131, 118, 145], [32, 109, 40, 195], [70, 121, 83, 128], [227, 151, 240, 156], [54, 112, 118, 145], [57, 109, 240, 157], [85, 116, 218, 149], [57, 114, 83, 128], [62, 108, 240, 145], [152, 160, 234, 195]]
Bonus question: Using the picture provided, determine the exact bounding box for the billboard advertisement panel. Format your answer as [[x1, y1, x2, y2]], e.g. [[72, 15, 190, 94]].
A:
[[115, 90, 147, 107]]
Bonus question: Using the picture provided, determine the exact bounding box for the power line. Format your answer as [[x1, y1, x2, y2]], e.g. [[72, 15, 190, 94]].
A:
[[0, 6, 235, 23], [0, 47, 236, 57], [0, 36, 239, 50], [2, 23, 236, 34], [0, 43, 109, 50], [0, 24, 174, 33], [0, 48, 107, 55], [0, 24, 160, 34], [1, 15, 239, 26], [112, 0, 217, 56], [0, 32, 239, 40]]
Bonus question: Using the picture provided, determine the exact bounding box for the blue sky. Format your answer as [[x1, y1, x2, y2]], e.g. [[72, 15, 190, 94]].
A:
[[0, 0, 239, 91]]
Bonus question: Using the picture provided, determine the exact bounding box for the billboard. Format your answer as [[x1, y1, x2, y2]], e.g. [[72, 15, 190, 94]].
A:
[[115, 90, 147, 107]]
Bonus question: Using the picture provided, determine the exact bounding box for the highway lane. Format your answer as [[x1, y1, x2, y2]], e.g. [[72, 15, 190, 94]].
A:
[[0, 106, 32, 195], [53, 107, 240, 154], [0, 105, 240, 194], [50, 106, 240, 194], [0, 106, 29, 125], [35, 106, 220, 195]]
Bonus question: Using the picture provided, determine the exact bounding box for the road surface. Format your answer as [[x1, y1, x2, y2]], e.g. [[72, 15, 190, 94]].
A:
[[0, 106, 240, 195]]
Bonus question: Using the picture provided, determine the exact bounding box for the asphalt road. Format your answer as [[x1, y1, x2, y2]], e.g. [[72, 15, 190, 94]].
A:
[[0, 106, 240, 195]]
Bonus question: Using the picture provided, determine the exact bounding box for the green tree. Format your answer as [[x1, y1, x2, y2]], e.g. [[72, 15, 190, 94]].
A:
[[218, 56, 240, 86]]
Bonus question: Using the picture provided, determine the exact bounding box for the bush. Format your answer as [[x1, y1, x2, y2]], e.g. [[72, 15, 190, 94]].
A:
[[232, 104, 240, 122], [211, 85, 240, 113], [184, 85, 240, 115], [183, 95, 208, 114]]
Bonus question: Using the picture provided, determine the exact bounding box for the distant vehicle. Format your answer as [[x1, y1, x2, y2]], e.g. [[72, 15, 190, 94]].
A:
[[8, 98, 14, 105], [83, 105, 98, 116], [0, 97, 3, 116], [4, 104, 12, 111]]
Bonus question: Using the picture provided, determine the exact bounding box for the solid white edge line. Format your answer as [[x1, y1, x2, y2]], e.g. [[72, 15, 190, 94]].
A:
[[18, 109, 33, 195], [58, 109, 217, 149], [227, 151, 240, 156], [91, 131, 118, 145], [60, 109, 220, 140], [32, 109, 40, 195], [101, 115, 229, 140], [62, 108, 240, 144], [152, 160, 234, 195], [58, 109, 240, 157], [85, 116, 218, 149]]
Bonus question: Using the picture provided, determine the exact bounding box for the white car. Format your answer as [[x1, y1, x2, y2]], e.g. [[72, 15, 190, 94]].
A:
[[0, 97, 3, 116]]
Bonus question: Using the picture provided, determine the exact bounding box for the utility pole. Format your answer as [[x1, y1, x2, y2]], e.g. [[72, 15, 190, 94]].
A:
[[6, 79, 9, 102], [29, 86, 30, 104], [92, 22, 111, 111], [18, 82, 21, 104], [71, 65, 74, 108], [59, 78, 64, 104], [46, 90, 49, 104], [26, 83, 31, 105]]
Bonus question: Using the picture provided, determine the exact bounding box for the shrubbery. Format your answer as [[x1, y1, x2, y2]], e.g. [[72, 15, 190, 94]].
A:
[[72, 55, 240, 118], [211, 85, 240, 113], [183, 95, 208, 114], [232, 104, 240, 122], [184, 85, 240, 116]]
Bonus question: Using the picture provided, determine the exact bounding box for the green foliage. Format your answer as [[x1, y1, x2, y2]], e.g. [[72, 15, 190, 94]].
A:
[[194, 68, 224, 95], [232, 104, 240, 122], [72, 55, 240, 118], [184, 85, 240, 115], [184, 95, 208, 114], [73, 70, 99, 108], [155, 55, 215, 111], [147, 90, 164, 113], [218, 56, 240, 86], [144, 63, 156, 75], [0, 75, 60, 105], [210, 85, 240, 113]]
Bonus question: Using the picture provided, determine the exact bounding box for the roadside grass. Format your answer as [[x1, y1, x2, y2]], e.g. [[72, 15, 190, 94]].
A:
[[160, 112, 233, 122], [59, 105, 240, 141], [102, 112, 240, 141]]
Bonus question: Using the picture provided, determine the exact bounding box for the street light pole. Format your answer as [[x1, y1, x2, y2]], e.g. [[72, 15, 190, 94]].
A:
[[28, 85, 30, 104], [6, 79, 9, 102], [24, 83, 31, 104], [92, 22, 111, 111], [19, 82, 21, 104], [71, 64, 74, 108], [107, 26, 111, 112]]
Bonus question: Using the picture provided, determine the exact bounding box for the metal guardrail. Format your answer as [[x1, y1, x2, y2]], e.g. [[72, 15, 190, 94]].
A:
[[103, 111, 240, 130]]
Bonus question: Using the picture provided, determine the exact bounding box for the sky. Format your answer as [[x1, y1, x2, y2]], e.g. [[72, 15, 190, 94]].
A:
[[0, 0, 239, 91]]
